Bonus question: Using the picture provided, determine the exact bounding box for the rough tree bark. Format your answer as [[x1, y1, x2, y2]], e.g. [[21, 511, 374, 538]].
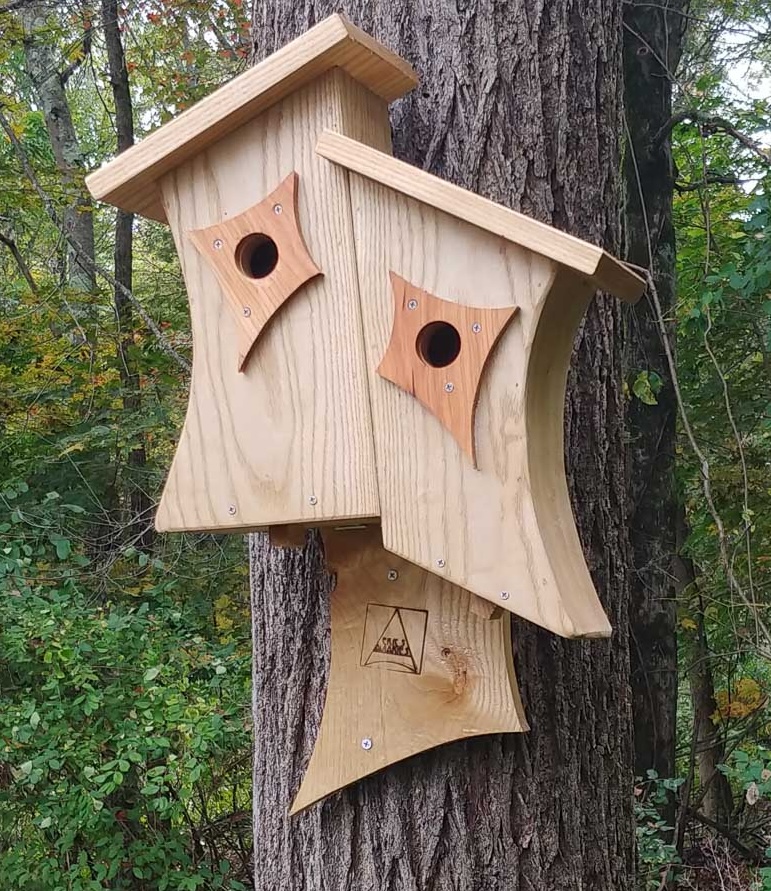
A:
[[250, 3, 634, 888], [622, 0, 686, 786], [20, 2, 95, 294], [101, 0, 153, 551]]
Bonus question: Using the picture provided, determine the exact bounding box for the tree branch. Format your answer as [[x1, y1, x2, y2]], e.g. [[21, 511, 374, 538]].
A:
[[60, 19, 94, 85], [686, 808, 768, 865], [0, 228, 39, 295], [653, 110, 771, 164], [674, 174, 741, 192], [0, 106, 191, 372], [0, 0, 34, 13]]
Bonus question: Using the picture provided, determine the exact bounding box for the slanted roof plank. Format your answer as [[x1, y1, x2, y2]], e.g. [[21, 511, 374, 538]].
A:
[[86, 14, 416, 222], [315, 130, 645, 303]]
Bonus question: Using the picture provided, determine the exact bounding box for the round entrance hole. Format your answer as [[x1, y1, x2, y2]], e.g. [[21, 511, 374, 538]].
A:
[[235, 233, 279, 279], [416, 321, 462, 368]]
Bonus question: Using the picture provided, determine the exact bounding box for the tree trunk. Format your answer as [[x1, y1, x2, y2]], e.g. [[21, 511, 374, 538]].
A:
[[250, 4, 634, 889], [20, 2, 95, 295], [622, 0, 685, 787], [674, 516, 733, 826], [101, 0, 153, 551]]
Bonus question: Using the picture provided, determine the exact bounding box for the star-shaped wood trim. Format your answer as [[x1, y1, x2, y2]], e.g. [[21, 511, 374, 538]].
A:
[[187, 172, 322, 372], [377, 273, 518, 466]]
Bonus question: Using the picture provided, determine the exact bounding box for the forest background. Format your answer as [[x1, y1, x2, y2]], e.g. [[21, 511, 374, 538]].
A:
[[1, 0, 771, 888]]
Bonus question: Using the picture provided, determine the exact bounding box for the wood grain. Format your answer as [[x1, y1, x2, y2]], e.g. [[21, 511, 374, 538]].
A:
[[188, 172, 321, 371], [340, 175, 612, 638], [85, 15, 417, 222], [155, 71, 388, 533], [316, 130, 646, 303], [378, 273, 517, 465], [291, 525, 526, 814]]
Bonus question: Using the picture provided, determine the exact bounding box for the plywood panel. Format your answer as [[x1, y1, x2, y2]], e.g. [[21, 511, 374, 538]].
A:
[[291, 525, 526, 814], [155, 71, 388, 532], [344, 176, 611, 638]]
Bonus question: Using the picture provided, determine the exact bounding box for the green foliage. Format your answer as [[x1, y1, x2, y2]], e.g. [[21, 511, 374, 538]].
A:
[[0, 491, 251, 889], [634, 773, 683, 889]]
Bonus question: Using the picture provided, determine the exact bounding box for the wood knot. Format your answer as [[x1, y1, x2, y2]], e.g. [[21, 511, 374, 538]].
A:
[[441, 647, 469, 696]]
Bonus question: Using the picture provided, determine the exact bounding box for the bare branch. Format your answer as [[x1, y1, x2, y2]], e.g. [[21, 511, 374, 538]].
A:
[[0, 0, 35, 13], [60, 20, 94, 85], [674, 174, 742, 192], [0, 228, 39, 295], [653, 110, 771, 165], [0, 106, 191, 373]]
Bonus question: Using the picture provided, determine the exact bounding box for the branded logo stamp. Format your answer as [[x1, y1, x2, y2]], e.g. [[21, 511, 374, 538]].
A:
[[360, 603, 428, 674]]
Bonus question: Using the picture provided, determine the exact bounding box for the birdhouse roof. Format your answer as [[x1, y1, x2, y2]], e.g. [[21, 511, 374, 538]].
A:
[[317, 131, 646, 302], [85, 14, 417, 223]]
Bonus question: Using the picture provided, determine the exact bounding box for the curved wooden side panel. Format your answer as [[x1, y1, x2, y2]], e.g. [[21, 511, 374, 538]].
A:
[[524, 269, 612, 638], [291, 525, 526, 814], [187, 172, 321, 371], [341, 172, 611, 637]]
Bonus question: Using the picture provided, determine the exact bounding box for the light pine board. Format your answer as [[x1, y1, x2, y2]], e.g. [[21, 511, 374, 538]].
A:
[[85, 15, 416, 222], [291, 525, 527, 814], [340, 175, 612, 638], [155, 71, 390, 532], [316, 131, 645, 303]]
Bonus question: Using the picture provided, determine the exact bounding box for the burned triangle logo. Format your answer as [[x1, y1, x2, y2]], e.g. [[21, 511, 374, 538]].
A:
[[361, 604, 428, 674]]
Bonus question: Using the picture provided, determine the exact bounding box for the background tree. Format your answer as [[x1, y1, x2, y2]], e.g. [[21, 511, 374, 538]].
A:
[[249, 2, 635, 888]]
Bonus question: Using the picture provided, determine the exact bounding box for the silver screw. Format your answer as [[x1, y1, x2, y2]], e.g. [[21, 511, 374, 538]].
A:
[[436, 558, 446, 568], [242, 306, 251, 317], [227, 505, 237, 516], [387, 569, 398, 581], [213, 238, 223, 250], [308, 495, 318, 506], [472, 322, 482, 334], [500, 591, 510, 601], [444, 382, 455, 393], [407, 299, 418, 310], [273, 204, 283, 215], [361, 738, 373, 751]]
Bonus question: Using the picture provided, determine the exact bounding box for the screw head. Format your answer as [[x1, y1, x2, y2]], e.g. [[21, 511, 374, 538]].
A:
[[361, 737, 373, 751], [407, 299, 418, 310], [227, 505, 237, 516], [387, 569, 398, 581], [500, 591, 510, 601], [444, 382, 455, 393], [213, 238, 223, 250], [436, 558, 446, 569], [472, 322, 482, 333], [308, 495, 318, 506], [242, 306, 251, 317], [273, 204, 283, 215]]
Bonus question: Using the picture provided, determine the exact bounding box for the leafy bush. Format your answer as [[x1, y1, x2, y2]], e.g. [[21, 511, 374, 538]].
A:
[[0, 488, 251, 890]]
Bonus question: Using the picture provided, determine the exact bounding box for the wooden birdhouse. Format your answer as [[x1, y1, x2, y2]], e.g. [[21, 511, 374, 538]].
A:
[[87, 15, 644, 813]]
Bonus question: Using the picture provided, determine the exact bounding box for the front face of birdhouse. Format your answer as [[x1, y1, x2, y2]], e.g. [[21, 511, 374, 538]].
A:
[[87, 13, 645, 816], [153, 70, 393, 533]]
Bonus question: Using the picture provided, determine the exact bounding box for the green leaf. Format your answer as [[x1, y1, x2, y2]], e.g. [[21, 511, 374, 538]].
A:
[[143, 666, 161, 682], [632, 370, 661, 406], [54, 538, 71, 560]]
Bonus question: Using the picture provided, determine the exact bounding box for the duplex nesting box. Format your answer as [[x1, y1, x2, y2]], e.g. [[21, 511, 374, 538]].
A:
[[87, 15, 644, 811]]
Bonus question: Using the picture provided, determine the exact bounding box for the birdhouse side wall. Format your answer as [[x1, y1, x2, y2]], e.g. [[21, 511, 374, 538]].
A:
[[345, 177, 578, 630], [155, 70, 391, 532]]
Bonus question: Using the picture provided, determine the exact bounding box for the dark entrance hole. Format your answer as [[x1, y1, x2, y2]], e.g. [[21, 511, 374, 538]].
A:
[[416, 321, 461, 368], [236, 233, 279, 279]]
